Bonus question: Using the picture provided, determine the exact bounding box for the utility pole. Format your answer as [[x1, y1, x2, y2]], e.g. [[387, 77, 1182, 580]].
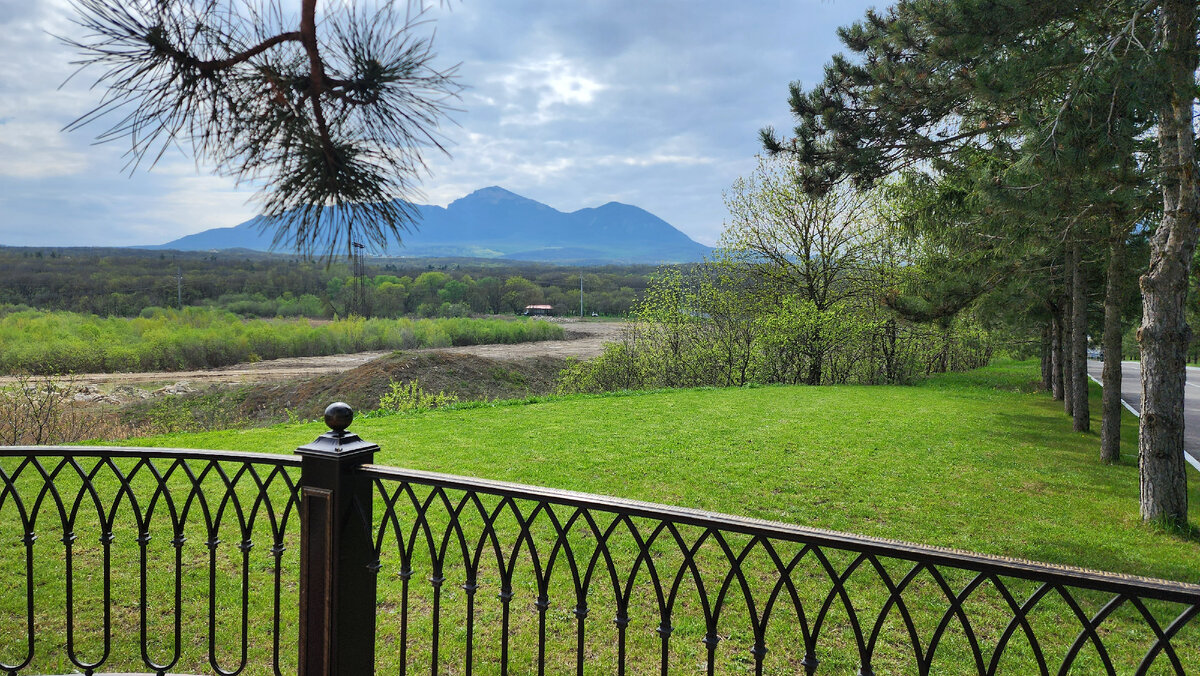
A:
[[351, 242, 368, 318], [176, 265, 183, 309], [580, 274, 584, 317]]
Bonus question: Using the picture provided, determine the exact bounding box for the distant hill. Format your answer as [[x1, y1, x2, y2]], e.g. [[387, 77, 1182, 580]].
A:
[[149, 187, 713, 264]]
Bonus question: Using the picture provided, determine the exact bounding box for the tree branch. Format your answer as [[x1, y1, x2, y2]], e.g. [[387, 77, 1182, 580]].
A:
[[197, 32, 303, 73], [300, 0, 336, 161]]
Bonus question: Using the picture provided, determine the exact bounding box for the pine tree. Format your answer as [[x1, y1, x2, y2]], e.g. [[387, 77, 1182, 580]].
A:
[[765, 0, 1191, 525], [64, 0, 460, 257]]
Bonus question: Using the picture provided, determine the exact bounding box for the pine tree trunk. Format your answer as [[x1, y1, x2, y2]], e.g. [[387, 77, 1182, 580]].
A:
[[1051, 305, 1064, 401], [1041, 323, 1053, 391], [1070, 241, 1090, 432], [1063, 289, 1074, 417], [1139, 0, 1197, 526], [1101, 229, 1125, 462]]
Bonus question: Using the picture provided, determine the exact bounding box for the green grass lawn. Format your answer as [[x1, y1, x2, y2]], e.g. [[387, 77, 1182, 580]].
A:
[[5, 359, 1199, 674], [123, 358, 1200, 582]]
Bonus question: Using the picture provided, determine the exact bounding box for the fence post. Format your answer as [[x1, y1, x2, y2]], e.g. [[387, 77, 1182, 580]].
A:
[[296, 402, 380, 675]]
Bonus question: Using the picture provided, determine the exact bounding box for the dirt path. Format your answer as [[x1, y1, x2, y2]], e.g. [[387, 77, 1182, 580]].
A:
[[1, 320, 626, 387]]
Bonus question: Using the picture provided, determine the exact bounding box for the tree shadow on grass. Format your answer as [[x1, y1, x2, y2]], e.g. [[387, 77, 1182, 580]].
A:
[[983, 410, 1200, 566]]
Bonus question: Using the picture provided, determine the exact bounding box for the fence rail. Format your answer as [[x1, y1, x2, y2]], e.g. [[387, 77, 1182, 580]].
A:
[[1, 405, 1198, 675]]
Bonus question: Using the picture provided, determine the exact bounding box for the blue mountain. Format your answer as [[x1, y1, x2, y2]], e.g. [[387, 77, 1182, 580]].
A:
[[151, 187, 712, 263]]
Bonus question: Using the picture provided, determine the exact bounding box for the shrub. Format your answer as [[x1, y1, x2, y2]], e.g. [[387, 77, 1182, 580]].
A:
[[0, 374, 108, 444], [376, 378, 459, 413], [558, 265, 993, 394]]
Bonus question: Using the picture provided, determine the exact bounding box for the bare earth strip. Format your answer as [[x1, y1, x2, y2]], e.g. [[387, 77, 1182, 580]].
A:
[[0, 320, 625, 387]]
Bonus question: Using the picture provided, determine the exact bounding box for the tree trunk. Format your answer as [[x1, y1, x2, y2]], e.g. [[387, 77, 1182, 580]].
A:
[[1101, 226, 1126, 463], [1138, 0, 1197, 526], [1062, 289, 1074, 417], [1070, 240, 1089, 432], [807, 327, 823, 385], [1041, 323, 1053, 391], [885, 319, 899, 384], [1051, 305, 1064, 401]]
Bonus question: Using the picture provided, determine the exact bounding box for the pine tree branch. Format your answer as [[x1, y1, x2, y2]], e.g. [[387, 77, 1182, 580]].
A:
[[300, 0, 336, 164], [197, 32, 303, 74]]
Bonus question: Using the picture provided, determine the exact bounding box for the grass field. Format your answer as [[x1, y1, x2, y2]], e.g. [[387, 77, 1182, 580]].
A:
[[4, 359, 1199, 674], [123, 359, 1200, 579], [0, 306, 564, 374]]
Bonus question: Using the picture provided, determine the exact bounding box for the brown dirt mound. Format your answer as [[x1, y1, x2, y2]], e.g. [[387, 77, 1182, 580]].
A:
[[237, 351, 573, 422]]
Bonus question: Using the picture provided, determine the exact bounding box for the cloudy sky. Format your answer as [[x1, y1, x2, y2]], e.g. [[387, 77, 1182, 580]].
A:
[[0, 0, 881, 248]]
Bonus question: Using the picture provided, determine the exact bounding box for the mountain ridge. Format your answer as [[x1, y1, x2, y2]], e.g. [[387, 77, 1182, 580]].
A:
[[149, 187, 712, 264]]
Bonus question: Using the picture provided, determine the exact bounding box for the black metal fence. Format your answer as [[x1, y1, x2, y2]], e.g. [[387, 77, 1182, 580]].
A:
[[1, 407, 1198, 675]]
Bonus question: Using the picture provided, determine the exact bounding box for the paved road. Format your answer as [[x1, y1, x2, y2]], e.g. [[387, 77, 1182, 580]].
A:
[[1085, 360, 1200, 470]]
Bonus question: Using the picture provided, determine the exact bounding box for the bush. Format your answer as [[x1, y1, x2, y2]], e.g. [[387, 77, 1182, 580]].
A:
[[0, 374, 109, 444], [558, 266, 993, 394], [376, 378, 459, 413]]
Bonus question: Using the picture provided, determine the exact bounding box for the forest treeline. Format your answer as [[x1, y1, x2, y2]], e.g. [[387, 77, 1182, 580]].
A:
[[0, 306, 563, 375], [0, 248, 655, 318]]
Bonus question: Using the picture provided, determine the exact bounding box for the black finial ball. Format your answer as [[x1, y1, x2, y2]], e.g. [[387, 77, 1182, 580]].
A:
[[324, 402, 353, 433]]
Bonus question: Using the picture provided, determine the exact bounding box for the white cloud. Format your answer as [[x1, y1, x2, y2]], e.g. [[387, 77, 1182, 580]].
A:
[[0, 120, 88, 177], [0, 1, 101, 179], [490, 55, 606, 125], [542, 68, 604, 108]]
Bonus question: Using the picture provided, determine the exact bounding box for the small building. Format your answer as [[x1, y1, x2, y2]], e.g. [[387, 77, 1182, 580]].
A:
[[523, 304, 554, 316]]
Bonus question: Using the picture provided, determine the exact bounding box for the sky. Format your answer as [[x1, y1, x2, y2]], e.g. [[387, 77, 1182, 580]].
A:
[[0, 0, 882, 249]]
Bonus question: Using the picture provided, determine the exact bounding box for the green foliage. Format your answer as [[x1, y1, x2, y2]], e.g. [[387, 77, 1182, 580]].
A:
[[560, 270, 991, 394], [124, 388, 250, 435], [488, 366, 528, 387], [375, 378, 459, 414], [0, 307, 564, 375], [501, 276, 543, 312], [560, 162, 994, 395]]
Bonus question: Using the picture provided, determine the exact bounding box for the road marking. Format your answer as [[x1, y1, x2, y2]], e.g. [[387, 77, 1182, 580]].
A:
[[1087, 373, 1200, 473], [1087, 374, 1142, 416]]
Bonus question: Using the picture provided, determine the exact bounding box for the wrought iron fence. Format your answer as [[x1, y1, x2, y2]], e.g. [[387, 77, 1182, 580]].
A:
[[360, 467, 1200, 676], [0, 446, 302, 676], [1, 404, 1198, 675]]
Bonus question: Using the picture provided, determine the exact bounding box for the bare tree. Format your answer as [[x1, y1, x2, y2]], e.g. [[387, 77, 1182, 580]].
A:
[[64, 0, 461, 256], [0, 375, 103, 445]]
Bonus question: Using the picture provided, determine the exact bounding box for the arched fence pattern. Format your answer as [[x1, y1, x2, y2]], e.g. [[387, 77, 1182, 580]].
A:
[[0, 434, 1198, 675], [361, 466, 1200, 676], [0, 447, 302, 676]]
